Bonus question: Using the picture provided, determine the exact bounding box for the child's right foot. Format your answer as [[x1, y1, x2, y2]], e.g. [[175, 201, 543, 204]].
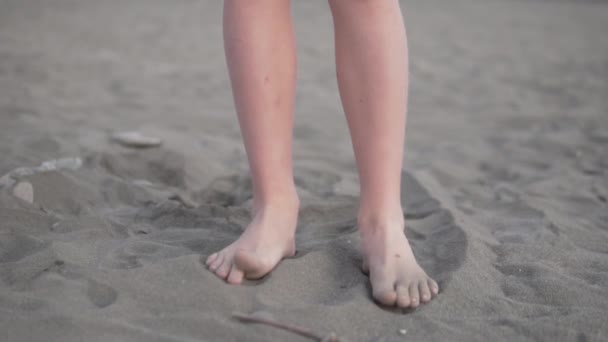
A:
[[205, 194, 299, 284]]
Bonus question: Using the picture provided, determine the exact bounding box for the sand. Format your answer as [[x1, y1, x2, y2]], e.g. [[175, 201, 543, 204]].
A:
[[1, 0, 607, 341]]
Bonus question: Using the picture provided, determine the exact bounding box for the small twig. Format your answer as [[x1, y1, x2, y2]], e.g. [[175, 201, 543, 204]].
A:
[[232, 312, 341, 342]]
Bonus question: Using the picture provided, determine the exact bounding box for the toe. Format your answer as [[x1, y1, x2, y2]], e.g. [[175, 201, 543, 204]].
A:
[[408, 283, 420, 308], [205, 253, 218, 266], [234, 250, 268, 279], [419, 280, 432, 303], [428, 278, 439, 296], [215, 259, 231, 279], [371, 275, 397, 306], [226, 264, 244, 285], [361, 260, 369, 274], [209, 253, 224, 271], [373, 288, 398, 306], [396, 285, 411, 308]]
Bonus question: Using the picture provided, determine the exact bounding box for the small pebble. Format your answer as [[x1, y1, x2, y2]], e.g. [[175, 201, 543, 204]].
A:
[[111, 131, 162, 148], [398, 329, 407, 335], [13, 181, 34, 203]]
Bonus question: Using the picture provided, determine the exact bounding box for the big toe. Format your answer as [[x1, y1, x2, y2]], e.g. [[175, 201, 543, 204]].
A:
[[226, 264, 244, 285], [234, 250, 270, 280], [371, 276, 397, 306], [373, 289, 398, 306], [361, 260, 370, 274], [396, 285, 411, 308]]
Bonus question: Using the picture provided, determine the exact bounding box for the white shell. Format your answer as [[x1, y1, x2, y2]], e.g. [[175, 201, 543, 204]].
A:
[[13, 181, 34, 203], [112, 131, 162, 148]]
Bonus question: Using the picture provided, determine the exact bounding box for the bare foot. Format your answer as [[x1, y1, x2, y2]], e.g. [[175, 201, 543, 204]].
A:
[[205, 196, 299, 284], [359, 214, 439, 308]]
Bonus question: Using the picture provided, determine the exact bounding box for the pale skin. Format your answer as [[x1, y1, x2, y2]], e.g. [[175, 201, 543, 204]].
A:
[[206, 0, 439, 308]]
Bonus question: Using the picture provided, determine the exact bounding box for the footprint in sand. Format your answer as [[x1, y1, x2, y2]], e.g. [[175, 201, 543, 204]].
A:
[[86, 279, 118, 308]]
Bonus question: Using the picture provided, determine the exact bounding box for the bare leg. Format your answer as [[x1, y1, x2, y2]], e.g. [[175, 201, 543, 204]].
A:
[[206, 0, 299, 284], [328, 0, 439, 307]]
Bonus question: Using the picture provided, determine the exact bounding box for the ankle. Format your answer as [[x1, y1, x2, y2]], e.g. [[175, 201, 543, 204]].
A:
[[252, 187, 300, 214], [357, 206, 405, 234]]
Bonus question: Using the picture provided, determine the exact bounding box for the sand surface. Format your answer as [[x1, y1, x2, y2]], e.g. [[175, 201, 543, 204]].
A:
[[1, 0, 607, 341]]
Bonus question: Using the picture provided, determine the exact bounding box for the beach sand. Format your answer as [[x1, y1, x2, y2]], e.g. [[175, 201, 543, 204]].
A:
[[1, 0, 607, 341]]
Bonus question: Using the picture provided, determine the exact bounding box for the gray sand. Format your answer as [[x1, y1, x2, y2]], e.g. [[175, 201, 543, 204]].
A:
[[1, 0, 607, 341]]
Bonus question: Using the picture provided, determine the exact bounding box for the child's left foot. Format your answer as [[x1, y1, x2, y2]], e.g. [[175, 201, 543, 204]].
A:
[[359, 214, 439, 308]]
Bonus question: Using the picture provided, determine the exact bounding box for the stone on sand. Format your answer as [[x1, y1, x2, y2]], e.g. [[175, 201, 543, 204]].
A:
[[13, 181, 34, 203], [111, 131, 162, 148]]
